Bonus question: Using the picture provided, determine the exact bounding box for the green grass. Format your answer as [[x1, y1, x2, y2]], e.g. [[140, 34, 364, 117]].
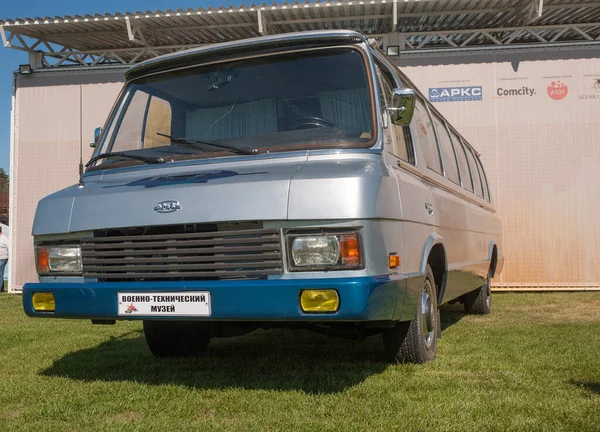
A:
[[0, 292, 598, 431]]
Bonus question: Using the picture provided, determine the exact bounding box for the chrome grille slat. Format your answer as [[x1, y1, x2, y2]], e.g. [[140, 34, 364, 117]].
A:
[[85, 270, 278, 279], [81, 228, 279, 243], [82, 252, 281, 265], [81, 235, 279, 250], [84, 261, 282, 272], [82, 226, 283, 282], [82, 244, 280, 257]]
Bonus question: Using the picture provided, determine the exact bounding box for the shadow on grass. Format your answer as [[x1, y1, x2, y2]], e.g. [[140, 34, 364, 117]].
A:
[[40, 306, 466, 394], [571, 380, 600, 397], [41, 328, 395, 394], [440, 302, 465, 332]]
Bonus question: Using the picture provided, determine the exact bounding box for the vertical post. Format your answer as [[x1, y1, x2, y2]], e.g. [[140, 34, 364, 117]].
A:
[[8, 72, 16, 292], [125, 16, 136, 41], [392, 0, 398, 32], [29, 52, 43, 69], [0, 26, 10, 48], [258, 9, 267, 35]]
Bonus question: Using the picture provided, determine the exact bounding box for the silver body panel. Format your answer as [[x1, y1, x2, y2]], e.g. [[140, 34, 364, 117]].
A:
[[30, 30, 504, 321]]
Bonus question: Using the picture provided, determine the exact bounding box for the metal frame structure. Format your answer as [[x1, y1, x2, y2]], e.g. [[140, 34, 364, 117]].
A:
[[1, 0, 599, 68]]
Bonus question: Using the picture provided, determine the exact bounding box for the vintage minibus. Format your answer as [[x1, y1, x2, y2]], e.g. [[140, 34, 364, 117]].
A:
[[23, 30, 503, 363]]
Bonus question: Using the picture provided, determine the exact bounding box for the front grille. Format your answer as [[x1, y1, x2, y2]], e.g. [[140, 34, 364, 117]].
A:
[[81, 226, 283, 281]]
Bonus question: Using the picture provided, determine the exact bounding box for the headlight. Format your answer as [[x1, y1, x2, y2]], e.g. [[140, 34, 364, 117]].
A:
[[288, 231, 362, 270], [36, 245, 82, 275]]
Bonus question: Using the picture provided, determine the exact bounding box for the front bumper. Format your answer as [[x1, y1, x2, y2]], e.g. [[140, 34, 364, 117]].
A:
[[23, 275, 407, 322]]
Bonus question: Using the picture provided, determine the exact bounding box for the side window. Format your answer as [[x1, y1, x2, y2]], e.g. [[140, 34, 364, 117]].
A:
[[412, 99, 442, 174], [144, 96, 172, 148], [464, 141, 484, 198], [431, 115, 460, 185], [111, 91, 172, 152], [111, 90, 150, 152], [450, 130, 473, 192], [377, 66, 414, 164], [376, 67, 391, 113], [476, 156, 491, 202]]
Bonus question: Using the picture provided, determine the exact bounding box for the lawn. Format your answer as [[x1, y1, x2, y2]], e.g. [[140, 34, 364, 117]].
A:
[[0, 292, 598, 431]]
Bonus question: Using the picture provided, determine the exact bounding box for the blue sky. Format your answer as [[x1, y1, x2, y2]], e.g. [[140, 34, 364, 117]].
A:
[[0, 0, 227, 174]]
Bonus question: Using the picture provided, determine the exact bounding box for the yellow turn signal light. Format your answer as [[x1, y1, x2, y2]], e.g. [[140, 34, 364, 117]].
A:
[[300, 289, 339, 313], [32, 293, 55, 312], [389, 254, 401, 268]]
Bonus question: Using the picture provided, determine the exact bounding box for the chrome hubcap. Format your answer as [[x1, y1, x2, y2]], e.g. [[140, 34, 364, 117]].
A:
[[421, 280, 435, 350]]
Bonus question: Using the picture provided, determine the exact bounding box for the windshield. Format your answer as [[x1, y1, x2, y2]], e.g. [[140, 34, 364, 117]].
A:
[[91, 47, 375, 169]]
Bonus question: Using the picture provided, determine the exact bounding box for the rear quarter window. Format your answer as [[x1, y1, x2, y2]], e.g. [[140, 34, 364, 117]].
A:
[[464, 141, 484, 199], [475, 155, 491, 202], [450, 130, 473, 192]]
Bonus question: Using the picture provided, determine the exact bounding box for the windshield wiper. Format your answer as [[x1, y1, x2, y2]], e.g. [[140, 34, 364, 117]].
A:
[[85, 152, 165, 168], [157, 132, 257, 155]]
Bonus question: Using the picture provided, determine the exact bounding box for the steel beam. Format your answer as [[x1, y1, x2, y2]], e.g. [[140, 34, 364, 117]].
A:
[[258, 9, 267, 35], [125, 17, 135, 42], [2, 5, 599, 69], [0, 26, 9, 47]]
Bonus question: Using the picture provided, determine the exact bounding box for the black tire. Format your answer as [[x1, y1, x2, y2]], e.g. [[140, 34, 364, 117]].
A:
[[143, 320, 211, 357], [464, 268, 492, 315], [382, 264, 439, 364]]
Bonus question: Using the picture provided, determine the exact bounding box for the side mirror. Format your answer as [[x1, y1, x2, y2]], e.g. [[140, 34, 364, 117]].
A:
[[389, 88, 416, 126], [90, 127, 102, 148]]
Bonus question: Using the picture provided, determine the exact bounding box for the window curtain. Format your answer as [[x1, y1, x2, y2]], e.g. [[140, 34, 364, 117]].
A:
[[319, 89, 370, 134], [185, 98, 277, 140]]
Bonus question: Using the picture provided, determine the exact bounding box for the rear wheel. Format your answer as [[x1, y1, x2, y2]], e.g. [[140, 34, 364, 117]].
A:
[[464, 268, 492, 315], [143, 320, 211, 357], [382, 264, 439, 363]]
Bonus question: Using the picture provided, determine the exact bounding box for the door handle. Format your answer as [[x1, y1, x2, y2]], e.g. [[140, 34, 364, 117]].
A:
[[425, 203, 434, 215]]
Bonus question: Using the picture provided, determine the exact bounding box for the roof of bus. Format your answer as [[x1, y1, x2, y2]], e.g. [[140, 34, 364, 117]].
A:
[[125, 29, 368, 79]]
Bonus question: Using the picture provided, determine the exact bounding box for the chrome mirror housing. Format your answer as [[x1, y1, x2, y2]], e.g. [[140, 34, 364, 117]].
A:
[[90, 127, 102, 148], [389, 88, 416, 126]]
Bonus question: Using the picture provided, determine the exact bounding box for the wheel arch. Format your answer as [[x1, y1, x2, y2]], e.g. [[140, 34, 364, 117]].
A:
[[487, 240, 499, 278], [419, 233, 447, 303]]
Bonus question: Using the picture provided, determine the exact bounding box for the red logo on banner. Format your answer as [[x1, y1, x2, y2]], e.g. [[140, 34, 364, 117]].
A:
[[547, 81, 568, 100]]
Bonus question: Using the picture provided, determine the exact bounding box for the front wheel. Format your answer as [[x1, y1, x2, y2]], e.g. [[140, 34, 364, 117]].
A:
[[143, 321, 211, 357], [382, 264, 439, 363]]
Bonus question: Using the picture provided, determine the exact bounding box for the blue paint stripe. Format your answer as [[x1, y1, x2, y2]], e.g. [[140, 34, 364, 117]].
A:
[[23, 275, 405, 322]]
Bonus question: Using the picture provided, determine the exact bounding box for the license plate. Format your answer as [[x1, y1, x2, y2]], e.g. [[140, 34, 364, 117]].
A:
[[117, 291, 211, 316]]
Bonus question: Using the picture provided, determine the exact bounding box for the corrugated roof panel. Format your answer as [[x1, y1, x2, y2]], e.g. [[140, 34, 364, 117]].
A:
[[2, 0, 599, 67]]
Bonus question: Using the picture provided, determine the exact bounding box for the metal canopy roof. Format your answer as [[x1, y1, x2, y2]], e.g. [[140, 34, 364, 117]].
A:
[[1, 0, 599, 68]]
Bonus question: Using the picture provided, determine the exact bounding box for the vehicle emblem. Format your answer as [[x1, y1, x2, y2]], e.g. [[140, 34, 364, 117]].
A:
[[154, 200, 181, 213]]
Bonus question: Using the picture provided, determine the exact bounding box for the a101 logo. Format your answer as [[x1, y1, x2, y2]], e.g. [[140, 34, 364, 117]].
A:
[[547, 80, 568, 100]]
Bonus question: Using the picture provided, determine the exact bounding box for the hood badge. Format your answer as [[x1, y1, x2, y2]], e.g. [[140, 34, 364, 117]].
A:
[[154, 201, 181, 213]]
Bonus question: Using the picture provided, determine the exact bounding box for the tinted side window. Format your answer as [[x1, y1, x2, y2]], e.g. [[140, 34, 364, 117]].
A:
[[111, 90, 150, 152], [412, 100, 442, 174], [432, 116, 460, 185], [144, 96, 172, 148], [476, 156, 491, 202], [377, 67, 414, 164], [450, 130, 473, 192], [376, 67, 390, 113], [464, 142, 484, 198]]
